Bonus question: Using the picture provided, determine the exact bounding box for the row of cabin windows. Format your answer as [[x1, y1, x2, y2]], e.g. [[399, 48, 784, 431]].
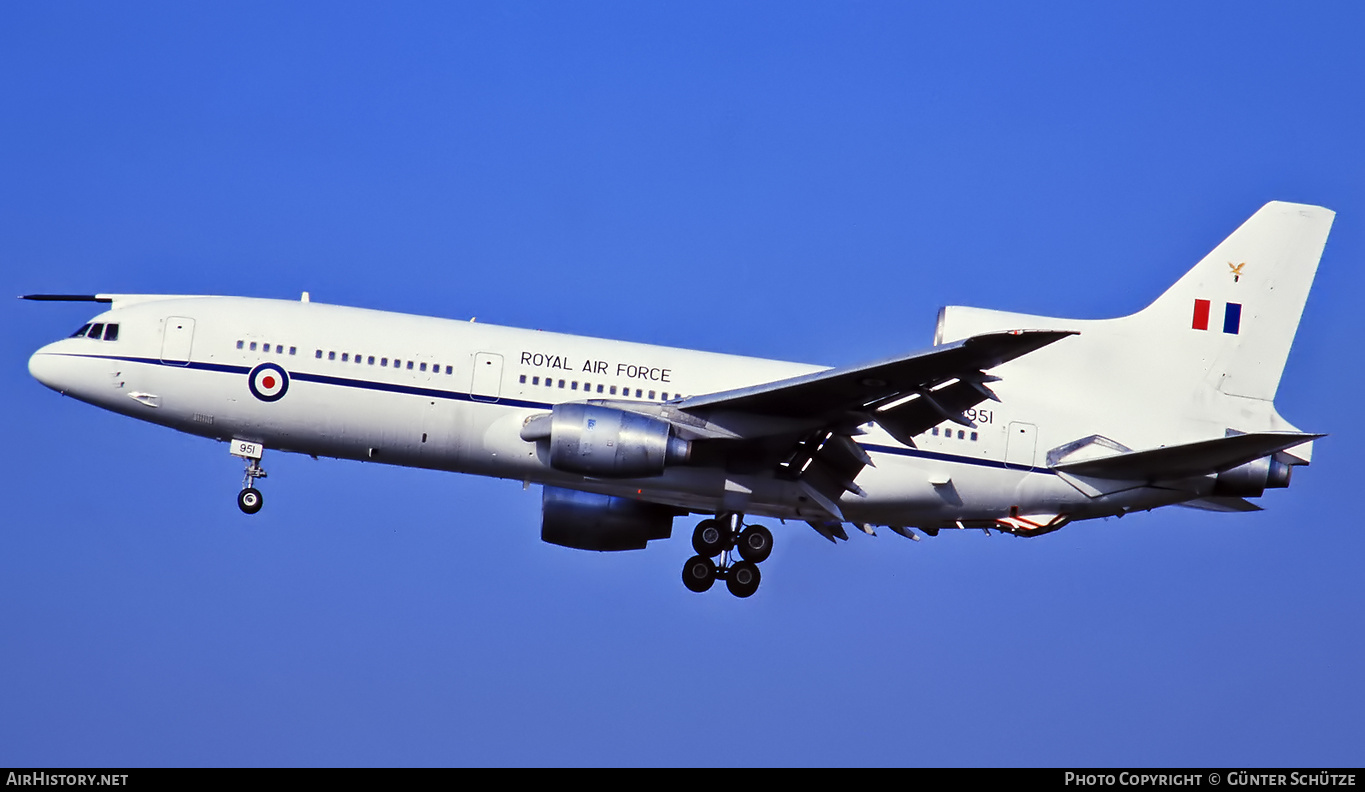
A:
[[931, 426, 979, 442], [71, 323, 119, 341], [518, 374, 681, 401], [316, 349, 451, 375], [235, 340, 451, 375], [237, 340, 297, 356]]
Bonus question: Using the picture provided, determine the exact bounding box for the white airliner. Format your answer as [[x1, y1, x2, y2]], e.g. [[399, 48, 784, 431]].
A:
[[26, 201, 1331, 597]]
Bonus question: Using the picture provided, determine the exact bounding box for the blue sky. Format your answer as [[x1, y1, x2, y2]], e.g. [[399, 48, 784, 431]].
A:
[[3, 2, 1363, 766]]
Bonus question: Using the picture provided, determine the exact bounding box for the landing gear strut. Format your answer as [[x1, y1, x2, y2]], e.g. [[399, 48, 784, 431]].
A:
[[681, 513, 771, 598], [231, 439, 268, 515]]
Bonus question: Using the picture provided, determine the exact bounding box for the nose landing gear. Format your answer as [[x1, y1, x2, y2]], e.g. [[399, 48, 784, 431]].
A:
[[681, 514, 772, 598], [231, 439, 268, 515]]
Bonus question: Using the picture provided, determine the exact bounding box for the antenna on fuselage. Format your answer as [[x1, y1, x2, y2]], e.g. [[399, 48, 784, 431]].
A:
[[301, 291, 310, 303]]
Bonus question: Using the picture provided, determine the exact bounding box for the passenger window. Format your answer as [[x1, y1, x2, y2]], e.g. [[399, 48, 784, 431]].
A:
[[571, 382, 578, 390], [236, 340, 244, 350], [957, 430, 965, 440], [328, 352, 336, 361], [970, 431, 978, 441], [289, 347, 297, 356], [342, 353, 349, 362], [103, 324, 119, 341], [407, 361, 414, 370], [71, 324, 91, 338], [381, 358, 388, 367], [368, 356, 375, 365], [932, 427, 939, 436], [89, 323, 105, 339], [519, 375, 527, 384], [649, 390, 655, 400], [315, 350, 322, 359], [635, 389, 642, 398], [610, 386, 617, 395], [250, 342, 258, 351], [532, 376, 540, 385], [276, 345, 284, 354], [355, 355, 362, 364], [445, 365, 452, 375], [558, 379, 565, 388], [420, 363, 427, 372], [597, 385, 604, 394]]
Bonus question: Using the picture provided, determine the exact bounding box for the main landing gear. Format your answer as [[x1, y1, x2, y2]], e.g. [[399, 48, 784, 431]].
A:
[[681, 514, 774, 598], [231, 439, 268, 514]]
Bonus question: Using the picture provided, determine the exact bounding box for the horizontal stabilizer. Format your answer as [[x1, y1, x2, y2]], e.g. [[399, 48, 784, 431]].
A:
[[1052, 432, 1321, 482], [1179, 496, 1264, 513]]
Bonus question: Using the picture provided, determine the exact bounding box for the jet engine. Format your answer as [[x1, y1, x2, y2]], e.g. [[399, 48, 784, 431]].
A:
[[540, 486, 678, 551], [522, 403, 691, 478], [1212, 455, 1294, 498]]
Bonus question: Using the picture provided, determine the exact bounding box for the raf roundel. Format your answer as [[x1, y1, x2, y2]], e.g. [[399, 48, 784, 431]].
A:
[[248, 362, 290, 402]]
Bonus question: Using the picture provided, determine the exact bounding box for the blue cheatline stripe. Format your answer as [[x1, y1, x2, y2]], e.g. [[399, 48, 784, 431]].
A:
[[1223, 302, 1242, 335], [861, 442, 1057, 475], [60, 352, 1044, 474], [58, 352, 553, 410]]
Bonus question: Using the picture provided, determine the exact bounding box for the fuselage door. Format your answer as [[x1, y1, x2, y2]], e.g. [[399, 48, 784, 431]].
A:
[[470, 352, 503, 402], [160, 317, 196, 366], [1005, 422, 1037, 470]]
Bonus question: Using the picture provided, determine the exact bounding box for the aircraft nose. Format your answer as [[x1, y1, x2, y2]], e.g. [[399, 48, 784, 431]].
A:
[[29, 345, 68, 392]]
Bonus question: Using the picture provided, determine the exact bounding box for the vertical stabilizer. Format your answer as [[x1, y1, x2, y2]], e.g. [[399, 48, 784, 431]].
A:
[[1132, 202, 1333, 402]]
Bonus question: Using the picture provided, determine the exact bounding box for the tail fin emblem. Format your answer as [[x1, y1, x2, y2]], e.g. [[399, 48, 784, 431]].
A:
[[1228, 261, 1245, 283]]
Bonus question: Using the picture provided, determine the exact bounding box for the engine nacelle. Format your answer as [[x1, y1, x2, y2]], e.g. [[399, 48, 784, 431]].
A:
[[527, 403, 691, 478], [1212, 456, 1294, 498], [540, 486, 678, 551]]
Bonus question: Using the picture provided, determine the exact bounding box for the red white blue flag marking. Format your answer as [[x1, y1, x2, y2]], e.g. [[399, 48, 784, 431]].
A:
[[1192, 300, 1241, 334]]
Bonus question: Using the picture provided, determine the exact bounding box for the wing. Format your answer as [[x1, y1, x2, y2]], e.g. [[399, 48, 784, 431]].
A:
[[676, 330, 1075, 532], [678, 330, 1074, 441]]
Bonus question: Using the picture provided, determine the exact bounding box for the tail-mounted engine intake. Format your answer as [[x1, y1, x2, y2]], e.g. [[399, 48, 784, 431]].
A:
[[521, 403, 691, 478], [1212, 455, 1294, 498]]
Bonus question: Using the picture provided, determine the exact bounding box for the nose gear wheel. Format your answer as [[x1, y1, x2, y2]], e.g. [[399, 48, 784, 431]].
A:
[[237, 455, 268, 515]]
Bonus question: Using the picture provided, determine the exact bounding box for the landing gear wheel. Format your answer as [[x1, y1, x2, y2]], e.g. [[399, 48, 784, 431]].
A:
[[726, 561, 761, 598], [737, 525, 773, 564], [692, 519, 727, 557], [682, 555, 717, 593], [237, 487, 264, 515]]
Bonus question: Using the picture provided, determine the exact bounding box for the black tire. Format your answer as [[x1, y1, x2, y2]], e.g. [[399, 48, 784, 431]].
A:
[[737, 524, 773, 564], [691, 519, 727, 557], [682, 555, 716, 593], [726, 561, 761, 598], [237, 487, 264, 515]]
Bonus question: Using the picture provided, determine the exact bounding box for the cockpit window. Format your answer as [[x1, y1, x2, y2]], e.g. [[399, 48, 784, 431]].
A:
[[70, 324, 91, 338], [103, 323, 119, 341], [88, 323, 104, 339]]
